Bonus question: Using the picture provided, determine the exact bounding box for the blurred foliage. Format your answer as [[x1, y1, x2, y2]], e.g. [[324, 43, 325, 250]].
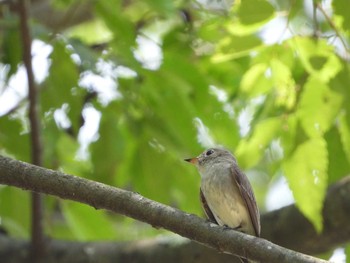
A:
[[0, 0, 350, 257]]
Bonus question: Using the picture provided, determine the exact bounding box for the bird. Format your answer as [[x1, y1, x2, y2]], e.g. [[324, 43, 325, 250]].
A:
[[185, 147, 260, 262]]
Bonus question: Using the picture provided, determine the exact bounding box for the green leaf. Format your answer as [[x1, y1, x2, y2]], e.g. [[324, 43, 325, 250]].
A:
[[0, 116, 30, 162], [240, 63, 271, 96], [0, 187, 30, 237], [325, 126, 350, 184], [298, 77, 343, 138], [290, 37, 342, 82], [142, 70, 197, 150], [62, 201, 116, 240], [279, 114, 298, 157], [2, 23, 22, 79], [333, 0, 350, 33], [90, 102, 126, 184], [338, 111, 350, 164], [283, 138, 328, 233], [213, 35, 262, 63], [270, 58, 296, 109], [236, 117, 282, 168], [346, 244, 350, 263], [68, 19, 113, 45], [236, 0, 274, 25], [144, 0, 175, 14], [44, 40, 82, 133], [95, 0, 138, 66], [56, 134, 92, 176]]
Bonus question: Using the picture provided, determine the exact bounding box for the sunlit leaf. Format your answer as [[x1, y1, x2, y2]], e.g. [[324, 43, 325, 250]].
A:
[[240, 63, 271, 95], [68, 19, 113, 44], [283, 138, 328, 233], [290, 37, 343, 82], [270, 58, 296, 109], [298, 77, 343, 137]]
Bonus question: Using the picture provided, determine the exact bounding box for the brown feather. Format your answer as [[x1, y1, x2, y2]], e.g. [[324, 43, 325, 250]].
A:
[[199, 188, 218, 224], [231, 165, 261, 237]]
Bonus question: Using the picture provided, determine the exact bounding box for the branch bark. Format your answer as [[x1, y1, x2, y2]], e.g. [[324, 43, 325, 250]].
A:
[[17, 0, 45, 260], [262, 175, 350, 255], [0, 155, 330, 263], [0, 235, 242, 263]]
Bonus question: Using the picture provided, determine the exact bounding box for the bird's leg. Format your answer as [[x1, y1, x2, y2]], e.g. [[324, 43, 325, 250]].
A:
[[222, 223, 244, 232]]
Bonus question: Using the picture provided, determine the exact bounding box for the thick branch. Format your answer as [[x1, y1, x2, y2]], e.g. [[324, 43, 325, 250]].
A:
[[0, 235, 241, 263], [262, 175, 350, 254], [0, 155, 328, 263]]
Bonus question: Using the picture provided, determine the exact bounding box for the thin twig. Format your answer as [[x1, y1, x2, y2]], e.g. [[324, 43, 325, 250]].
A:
[[312, 0, 319, 37], [316, 2, 349, 55], [17, 0, 45, 260]]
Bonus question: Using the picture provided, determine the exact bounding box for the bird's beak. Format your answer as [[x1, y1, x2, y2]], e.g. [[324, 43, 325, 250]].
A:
[[184, 157, 198, 165]]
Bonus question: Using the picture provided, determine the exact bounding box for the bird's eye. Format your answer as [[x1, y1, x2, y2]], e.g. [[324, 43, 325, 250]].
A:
[[206, 149, 214, 156]]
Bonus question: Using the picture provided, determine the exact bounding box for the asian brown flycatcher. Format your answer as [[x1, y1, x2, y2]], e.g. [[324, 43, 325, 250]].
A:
[[185, 148, 260, 263]]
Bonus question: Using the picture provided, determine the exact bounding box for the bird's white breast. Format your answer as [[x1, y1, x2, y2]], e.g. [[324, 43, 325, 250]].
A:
[[200, 163, 254, 235]]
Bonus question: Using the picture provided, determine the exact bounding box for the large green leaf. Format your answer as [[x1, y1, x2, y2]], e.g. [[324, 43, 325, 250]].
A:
[[298, 77, 343, 138], [283, 138, 328, 233], [290, 37, 342, 82]]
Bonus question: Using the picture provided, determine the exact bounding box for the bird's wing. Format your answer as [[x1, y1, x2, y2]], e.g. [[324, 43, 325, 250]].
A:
[[231, 165, 261, 237], [199, 188, 218, 224]]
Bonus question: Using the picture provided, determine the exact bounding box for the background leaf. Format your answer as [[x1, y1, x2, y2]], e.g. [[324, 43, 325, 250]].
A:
[[283, 138, 328, 233]]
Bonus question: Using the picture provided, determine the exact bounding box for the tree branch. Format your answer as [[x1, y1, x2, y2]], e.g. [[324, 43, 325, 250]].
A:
[[0, 155, 329, 263], [17, 0, 45, 259], [316, 2, 349, 55], [0, 235, 242, 263], [262, 175, 350, 255]]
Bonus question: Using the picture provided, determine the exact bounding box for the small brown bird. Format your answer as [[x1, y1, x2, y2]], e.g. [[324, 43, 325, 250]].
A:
[[185, 148, 260, 262]]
